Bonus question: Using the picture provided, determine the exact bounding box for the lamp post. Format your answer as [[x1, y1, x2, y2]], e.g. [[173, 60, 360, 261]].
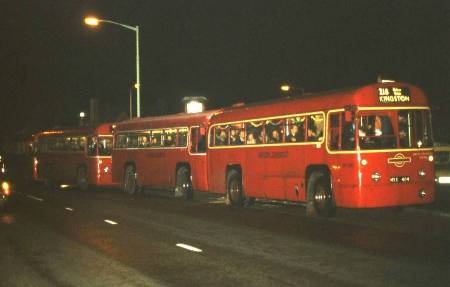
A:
[[84, 16, 141, 117], [79, 111, 85, 126]]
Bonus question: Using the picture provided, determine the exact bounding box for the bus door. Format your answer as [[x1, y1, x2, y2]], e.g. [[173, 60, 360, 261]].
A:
[[189, 126, 208, 191], [327, 111, 358, 204]]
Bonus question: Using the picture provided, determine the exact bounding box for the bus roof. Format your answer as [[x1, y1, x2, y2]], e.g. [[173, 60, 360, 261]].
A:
[[36, 123, 114, 138], [210, 82, 428, 123], [115, 110, 220, 131]]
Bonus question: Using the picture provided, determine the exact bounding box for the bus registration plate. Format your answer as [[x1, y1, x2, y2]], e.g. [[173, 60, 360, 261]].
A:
[[390, 176, 410, 183]]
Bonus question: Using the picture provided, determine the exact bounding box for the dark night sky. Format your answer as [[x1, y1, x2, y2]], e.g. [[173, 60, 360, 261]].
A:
[[1, 1, 450, 142]]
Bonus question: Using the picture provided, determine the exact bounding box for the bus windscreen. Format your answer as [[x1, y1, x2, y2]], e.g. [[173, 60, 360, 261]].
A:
[[358, 110, 432, 150]]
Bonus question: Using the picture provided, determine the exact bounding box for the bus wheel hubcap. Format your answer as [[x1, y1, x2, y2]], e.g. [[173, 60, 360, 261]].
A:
[[314, 186, 329, 210]]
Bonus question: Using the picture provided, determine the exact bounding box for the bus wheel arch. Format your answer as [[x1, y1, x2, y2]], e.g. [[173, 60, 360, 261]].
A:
[[76, 165, 89, 191], [175, 163, 193, 200], [123, 162, 140, 195], [226, 165, 245, 207], [305, 165, 335, 217]]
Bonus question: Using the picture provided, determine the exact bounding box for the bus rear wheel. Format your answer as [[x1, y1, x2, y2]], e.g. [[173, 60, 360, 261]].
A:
[[175, 167, 193, 200], [307, 172, 335, 217], [76, 167, 89, 191], [226, 170, 244, 207], [123, 165, 139, 195]]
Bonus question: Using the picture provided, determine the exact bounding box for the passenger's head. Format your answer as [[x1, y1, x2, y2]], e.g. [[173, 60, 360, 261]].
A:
[[272, 130, 280, 139], [291, 125, 298, 134]]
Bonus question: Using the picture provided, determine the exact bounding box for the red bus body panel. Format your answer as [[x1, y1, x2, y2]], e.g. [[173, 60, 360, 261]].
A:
[[207, 82, 434, 208], [112, 111, 217, 191], [33, 123, 114, 187]]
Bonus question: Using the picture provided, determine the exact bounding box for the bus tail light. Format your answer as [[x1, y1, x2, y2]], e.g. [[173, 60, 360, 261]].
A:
[[371, 172, 381, 182]]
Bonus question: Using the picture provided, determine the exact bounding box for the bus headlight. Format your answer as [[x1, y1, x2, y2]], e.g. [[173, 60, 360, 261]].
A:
[[428, 155, 434, 162], [371, 172, 381, 182], [2, 181, 10, 195]]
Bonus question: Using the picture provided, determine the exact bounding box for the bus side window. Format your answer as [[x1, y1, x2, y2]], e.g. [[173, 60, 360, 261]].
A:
[[307, 114, 323, 142], [87, 136, 97, 156], [177, 128, 188, 147], [286, 117, 305, 142], [245, 121, 263, 144]]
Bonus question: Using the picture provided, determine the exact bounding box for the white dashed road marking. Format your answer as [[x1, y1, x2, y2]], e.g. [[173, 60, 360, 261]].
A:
[[176, 243, 203, 253]]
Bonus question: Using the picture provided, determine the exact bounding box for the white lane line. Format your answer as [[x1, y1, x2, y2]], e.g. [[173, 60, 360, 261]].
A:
[[104, 219, 118, 225], [65, 207, 74, 212], [26, 195, 44, 202], [176, 243, 203, 253]]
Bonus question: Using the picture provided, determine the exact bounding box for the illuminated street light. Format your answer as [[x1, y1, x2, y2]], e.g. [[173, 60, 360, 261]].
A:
[[280, 83, 304, 97], [79, 111, 85, 126], [84, 16, 142, 117], [84, 17, 99, 26], [280, 84, 291, 92], [182, 96, 207, 114]]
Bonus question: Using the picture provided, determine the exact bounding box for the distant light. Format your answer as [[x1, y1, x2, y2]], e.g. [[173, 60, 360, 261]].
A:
[[280, 85, 291, 92], [60, 184, 70, 189], [438, 176, 450, 184], [176, 243, 203, 253], [84, 17, 99, 26], [2, 182, 9, 191], [134, 83, 140, 89], [381, 79, 395, 83], [2, 182, 10, 195], [65, 207, 74, 211], [186, 101, 204, 114], [79, 112, 85, 118]]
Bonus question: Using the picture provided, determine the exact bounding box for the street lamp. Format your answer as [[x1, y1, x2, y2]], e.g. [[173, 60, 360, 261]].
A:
[[280, 83, 304, 97], [79, 111, 85, 126], [84, 16, 142, 117]]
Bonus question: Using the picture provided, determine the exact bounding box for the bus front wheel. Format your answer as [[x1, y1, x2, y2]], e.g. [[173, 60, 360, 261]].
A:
[[307, 172, 335, 217], [175, 167, 193, 200], [123, 165, 139, 195], [226, 170, 244, 207]]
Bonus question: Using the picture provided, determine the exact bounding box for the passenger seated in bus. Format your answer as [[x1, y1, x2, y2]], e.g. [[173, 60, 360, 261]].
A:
[[246, 133, 257, 145], [307, 128, 317, 141], [140, 136, 150, 147], [217, 130, 227, 145], [269, 129, 281, 143], [165, 135, 176, 147], [230, 130, 239, 145], [151, 137, 159, 146], [286, 125, 302, 142]]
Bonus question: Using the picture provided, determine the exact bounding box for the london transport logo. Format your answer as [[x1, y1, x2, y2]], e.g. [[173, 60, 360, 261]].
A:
[[387, 153, 412, 168]]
